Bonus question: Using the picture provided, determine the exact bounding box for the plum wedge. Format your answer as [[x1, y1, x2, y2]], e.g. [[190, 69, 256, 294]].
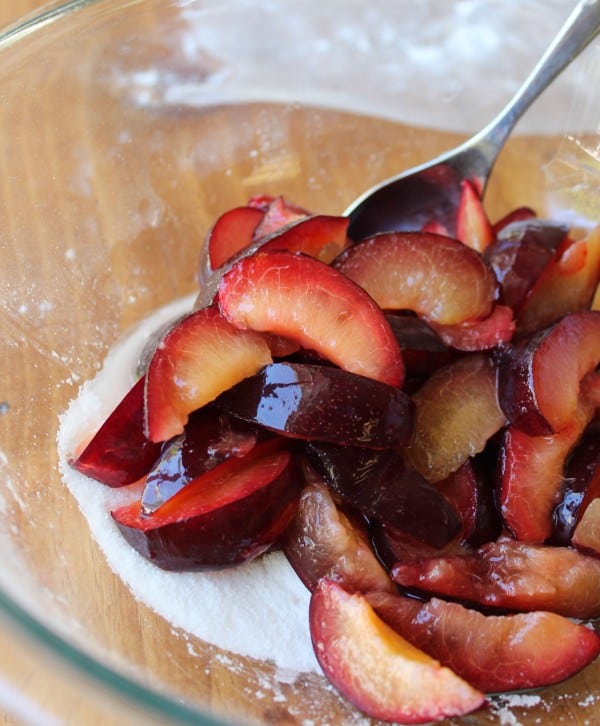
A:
[[218, 250, 404, 387], [112, 440, 300, 571], [367, 591, 600, 693], [309, 579, 485, 723], [498, 310, 600, 435], [141, 408, 263, 513], [281, 477, 394, 593], [214, 362, 413, 448], [483, 218, 568, 311], [391, 539, 600, 619], [573, 498, 600, 556], [500, 388, 598, 542], [307, 442, 461, 547], [455, 179, 493, 253], [553, 424, 600, 545], [209, 211, 349, 272], [333, 231, 498, 325], [516, 225, 600, 336], [70, 376, 161, 487], [145, 305, 273, 442], [206, 205, 264, 271], [404, 354, 506, 482]]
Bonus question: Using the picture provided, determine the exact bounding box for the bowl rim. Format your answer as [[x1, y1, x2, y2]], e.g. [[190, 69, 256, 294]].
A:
[[0, 3, 231, 723]]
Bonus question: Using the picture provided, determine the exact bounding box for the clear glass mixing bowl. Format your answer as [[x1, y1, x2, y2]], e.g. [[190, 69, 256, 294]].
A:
[[0, 1, 598, 723]]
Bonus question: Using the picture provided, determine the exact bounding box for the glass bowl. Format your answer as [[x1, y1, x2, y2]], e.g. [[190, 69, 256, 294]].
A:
[[0, 1, 598, 723]]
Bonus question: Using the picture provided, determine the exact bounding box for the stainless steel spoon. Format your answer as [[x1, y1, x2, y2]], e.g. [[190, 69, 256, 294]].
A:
[[345, 0, 600, 241]]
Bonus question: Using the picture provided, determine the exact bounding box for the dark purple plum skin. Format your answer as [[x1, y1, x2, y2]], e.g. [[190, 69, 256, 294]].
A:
[[214, 362, 414, 448], [141, 408, 263, 513], [385, 313, 454, 375], [483, 219, 568, 310], [114, 460, 301, 571], [306, 442, 461, 547], [552, 423, 600, 545], [495, 327, 553, 436], [70, 376, 162, 487]]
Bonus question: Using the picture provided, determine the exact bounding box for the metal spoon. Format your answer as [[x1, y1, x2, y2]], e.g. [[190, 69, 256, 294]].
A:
[[345, 0, 600, 241]]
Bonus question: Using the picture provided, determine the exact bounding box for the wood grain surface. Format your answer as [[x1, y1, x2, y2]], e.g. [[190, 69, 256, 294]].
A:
[[0, 2, 598, 726]]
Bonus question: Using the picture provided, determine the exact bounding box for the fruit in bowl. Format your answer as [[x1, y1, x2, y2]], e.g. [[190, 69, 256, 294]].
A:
[[2, 1, 599, 723], [68, 183, 600, 721]]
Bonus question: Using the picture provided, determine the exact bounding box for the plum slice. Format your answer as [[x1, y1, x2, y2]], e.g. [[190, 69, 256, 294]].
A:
[[209, 211, 349, 273], [249, 194, 308, 238], [404, 354, 506, 482], [145, 304, 273, 443], [431, 304, 515, 352], [112, 440, 300, 571], [573, 498, 600, 556], [500, 389, 598, 543], [498, 310, 600, 435], [436, 460, 501, 547], [333, 231, 497, 325], [214, 362, 413, 448], [309, 579, 485, 723], [141, 408, 262, 513], [455, 179, 493, 253], [391, 538, 600, 619], [206, 205, 264, 271], [553, 423, 600, 544], [281, 477, 394, 593], [385, 313, 454, 375], [367, 591, 600, 693], [483, 218, 568, 311], [516, 226, 600, 336], [307, 442, 461, 547], [218, 250, 404, 387], [70, 376, 162, 487]]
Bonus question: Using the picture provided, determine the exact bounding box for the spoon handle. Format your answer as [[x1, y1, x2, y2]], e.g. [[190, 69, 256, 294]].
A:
[[473, 0, 600, 178]]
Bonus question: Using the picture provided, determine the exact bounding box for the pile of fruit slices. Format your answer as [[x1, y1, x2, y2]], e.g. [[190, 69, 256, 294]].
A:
[[70, 188, 600, 723]]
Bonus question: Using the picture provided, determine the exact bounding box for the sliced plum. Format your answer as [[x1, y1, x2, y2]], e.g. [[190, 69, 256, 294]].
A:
[[333, 231, 498, 325], [455, 179, 493, 253], [144, 304, 273, 443], [483, 218, 568, 310], [366, 591, 600, 693], [517, 226, 600, 336], [214, 362, 413, 448], [404, 354, 506, 482], [385, 313, 454, 375], [436, 459, 502, 547], [309, 579, 485, 724], [431, 304, 515, 351], [370, 525, 473, 575], [69, 376, 162, 487], [249, 194, 308, 238], [112, 440, 300, 571], [281, 477, 394, 593], [306, 442, 461, 547], [498, 310, 600, 435], [141, 408, 263, 513], [218, 250, 404, 387], [573, 498, 600, 556], [391, 538, 600, 619], [500, 391, 598, 543], [553, 423, 600, 545], [491, 205, 537, 235], [206, 205, 264, 271]]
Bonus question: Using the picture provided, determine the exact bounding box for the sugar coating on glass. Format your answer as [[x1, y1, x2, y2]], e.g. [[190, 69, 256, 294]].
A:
[[57, 295, 318, 675]]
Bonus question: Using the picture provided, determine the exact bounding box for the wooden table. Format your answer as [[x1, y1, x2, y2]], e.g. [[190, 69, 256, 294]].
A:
[[0, 0, 43, 28]]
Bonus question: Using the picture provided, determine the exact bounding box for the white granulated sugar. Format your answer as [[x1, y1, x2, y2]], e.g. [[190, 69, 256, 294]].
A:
[[57, 297, 319, 675]]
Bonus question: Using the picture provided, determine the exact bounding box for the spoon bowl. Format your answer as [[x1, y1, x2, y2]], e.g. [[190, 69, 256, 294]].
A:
[[345, 0, 600, 240]]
